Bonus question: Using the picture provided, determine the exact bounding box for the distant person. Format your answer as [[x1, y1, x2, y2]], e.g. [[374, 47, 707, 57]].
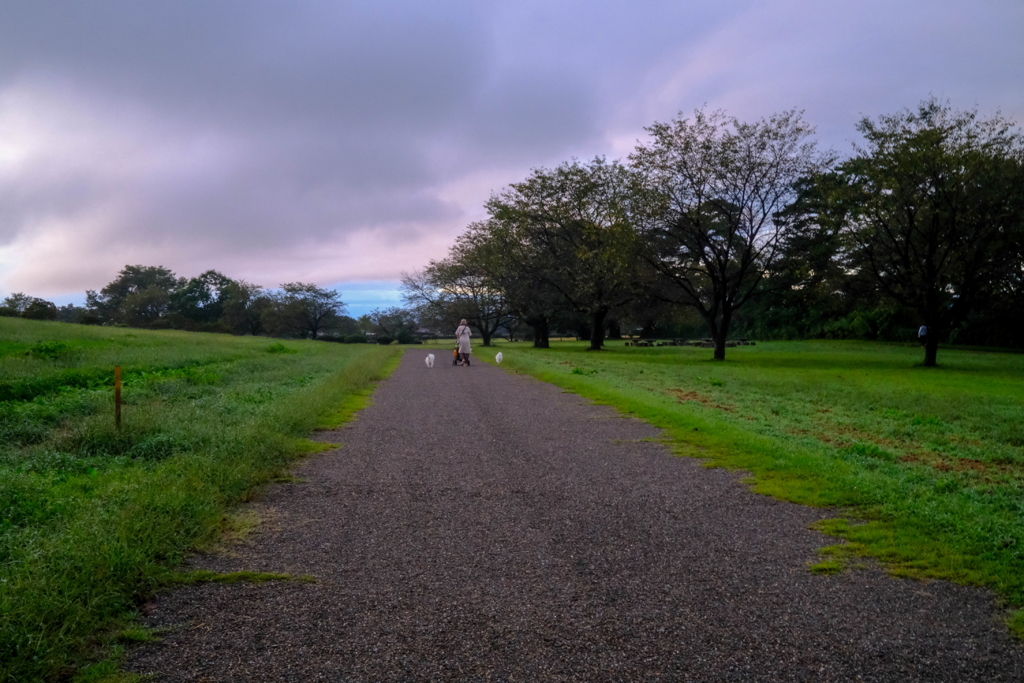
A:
[[918, 325, 928, 346], [455, 319, 472, 366]]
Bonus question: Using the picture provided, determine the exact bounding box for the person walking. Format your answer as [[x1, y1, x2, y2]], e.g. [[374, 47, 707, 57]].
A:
[[455, 319, 472, 366]]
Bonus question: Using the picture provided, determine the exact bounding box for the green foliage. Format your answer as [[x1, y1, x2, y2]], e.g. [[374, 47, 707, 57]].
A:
[[630, 108, 829, 359], [486, 157, 643, 350], [261, 282, 346, 339], [819, 99, 1024, 365], [0, 316, 400, 681], [1, 293, 59, 321], [26, 340, 74, 360], [480, 339, 1024, 637]]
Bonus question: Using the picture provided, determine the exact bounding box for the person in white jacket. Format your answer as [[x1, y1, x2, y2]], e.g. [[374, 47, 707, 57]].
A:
[[455, 319, 472, 366]]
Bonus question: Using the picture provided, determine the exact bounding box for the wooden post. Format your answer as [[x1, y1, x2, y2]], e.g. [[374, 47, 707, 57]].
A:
[[114, 366, 122, 429]]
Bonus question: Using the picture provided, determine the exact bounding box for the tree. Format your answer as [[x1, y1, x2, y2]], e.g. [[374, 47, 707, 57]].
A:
[[0, 293, 61, 321], [273, 283, 346, 338], [1, 292, 34, 316], [121, 287, 171, 327], [86, 265, 183, 325], [57, 304, 94, 325], [356, 314, 375, 337], [21, 299, 58, 321], [170, 270, 236, 325], [368, 307, 419, 343], [630, 108, 828, 360], [401, 242, 510, 347], [824, 99, 1024, 366], [486, 157, 643, 350], [458, 219, 570, 348], [221, 281, 273, 335]]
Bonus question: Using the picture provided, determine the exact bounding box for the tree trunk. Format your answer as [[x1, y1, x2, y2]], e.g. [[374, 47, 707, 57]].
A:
[[712, 333, 727, 361], [923, 336, 938, 366], [606, 318, 622, 339], [529, 317, 550, 348], [711, 310, 732, 361], [589, 308, 608, 351], [480, 330, 492, 347]]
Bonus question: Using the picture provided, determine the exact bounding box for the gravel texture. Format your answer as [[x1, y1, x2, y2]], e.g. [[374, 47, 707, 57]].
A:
[[126, 349, 1024, 681]]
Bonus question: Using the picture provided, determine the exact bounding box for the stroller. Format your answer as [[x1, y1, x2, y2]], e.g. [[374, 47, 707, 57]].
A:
[[452, 347, 460, 366]]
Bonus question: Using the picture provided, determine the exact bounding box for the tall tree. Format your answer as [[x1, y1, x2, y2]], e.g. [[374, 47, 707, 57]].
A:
[[278, 282, 346, 338], [824, 99, 1024, 366], [487, 157, 642, 350], [401, 241, 510, 347], [221, 281, 273, 335], [21, 299, 58, 321], [86, 265, 183, 325], [630, 108, 828, 360], [368, 307, 419, 342], [170, 270, 236, 325], [0, 292, 35, 316], [459, 219, 569, 348]]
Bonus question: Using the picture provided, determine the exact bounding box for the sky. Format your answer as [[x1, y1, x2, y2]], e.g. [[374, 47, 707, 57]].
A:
[[0, 1, 1021, 316]]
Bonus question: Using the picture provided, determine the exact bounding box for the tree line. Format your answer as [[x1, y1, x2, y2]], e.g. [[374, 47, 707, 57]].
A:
[[5, 99, 1022, 364], [0, 266, 429, 344], [401, 99, 1024, 366]]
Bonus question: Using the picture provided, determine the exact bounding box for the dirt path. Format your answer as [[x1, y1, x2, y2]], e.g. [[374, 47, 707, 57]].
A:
[[126, 349, 1024, 681]]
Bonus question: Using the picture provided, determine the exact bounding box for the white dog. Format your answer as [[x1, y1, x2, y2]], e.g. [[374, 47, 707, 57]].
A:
[[495, 352, 503, 364], [425, 353, 435, 368]]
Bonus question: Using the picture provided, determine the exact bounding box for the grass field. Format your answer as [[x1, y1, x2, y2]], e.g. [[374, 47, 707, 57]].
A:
[[466, 339, 1024, 637], [0, 318, 400, 682]]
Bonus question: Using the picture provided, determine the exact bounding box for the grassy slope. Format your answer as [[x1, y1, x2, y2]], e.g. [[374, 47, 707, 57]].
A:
[[470, 339, 1024, 636], [0, 318, 400, 682]]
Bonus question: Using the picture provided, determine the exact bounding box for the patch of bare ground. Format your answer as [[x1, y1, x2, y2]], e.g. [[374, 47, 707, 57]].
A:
[[668, 387, 736, 412]]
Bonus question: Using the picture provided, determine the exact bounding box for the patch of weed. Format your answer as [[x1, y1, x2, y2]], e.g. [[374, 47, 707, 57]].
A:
[[266, 342, 297, 354], [28, 341, 74, 360]]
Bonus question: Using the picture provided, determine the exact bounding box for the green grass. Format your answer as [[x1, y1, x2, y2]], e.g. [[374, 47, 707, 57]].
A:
[[0, 317, 400, 682], [474, 339, 1024, 637]]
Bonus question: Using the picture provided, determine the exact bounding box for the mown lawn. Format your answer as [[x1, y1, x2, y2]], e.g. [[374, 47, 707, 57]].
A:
[[471, 339, 1024, 637], [0, 318, 400, 682]]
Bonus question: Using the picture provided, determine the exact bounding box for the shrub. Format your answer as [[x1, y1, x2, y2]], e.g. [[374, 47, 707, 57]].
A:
[[26, 342, 73, 360]]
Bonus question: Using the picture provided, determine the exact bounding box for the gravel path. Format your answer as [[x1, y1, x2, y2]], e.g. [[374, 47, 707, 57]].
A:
[[126, 349, 1024, 682]]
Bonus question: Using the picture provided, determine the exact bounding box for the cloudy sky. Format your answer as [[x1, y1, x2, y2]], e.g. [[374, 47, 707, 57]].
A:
[[1, 0, 1021, 314]]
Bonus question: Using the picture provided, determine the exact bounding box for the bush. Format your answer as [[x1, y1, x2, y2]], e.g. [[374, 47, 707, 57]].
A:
[[26, 342, 73, 360], [376, 336, 395, 345], [395, 330, 419, 344], [344, 334, 368, 344]]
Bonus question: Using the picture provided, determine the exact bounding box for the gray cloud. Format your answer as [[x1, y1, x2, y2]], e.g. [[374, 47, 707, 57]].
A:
[[0, 0, 1020, 299]]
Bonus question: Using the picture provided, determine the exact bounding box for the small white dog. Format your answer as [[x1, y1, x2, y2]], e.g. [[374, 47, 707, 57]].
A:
[[495, 352, 503, 364], [425, 353, 435, 368]]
